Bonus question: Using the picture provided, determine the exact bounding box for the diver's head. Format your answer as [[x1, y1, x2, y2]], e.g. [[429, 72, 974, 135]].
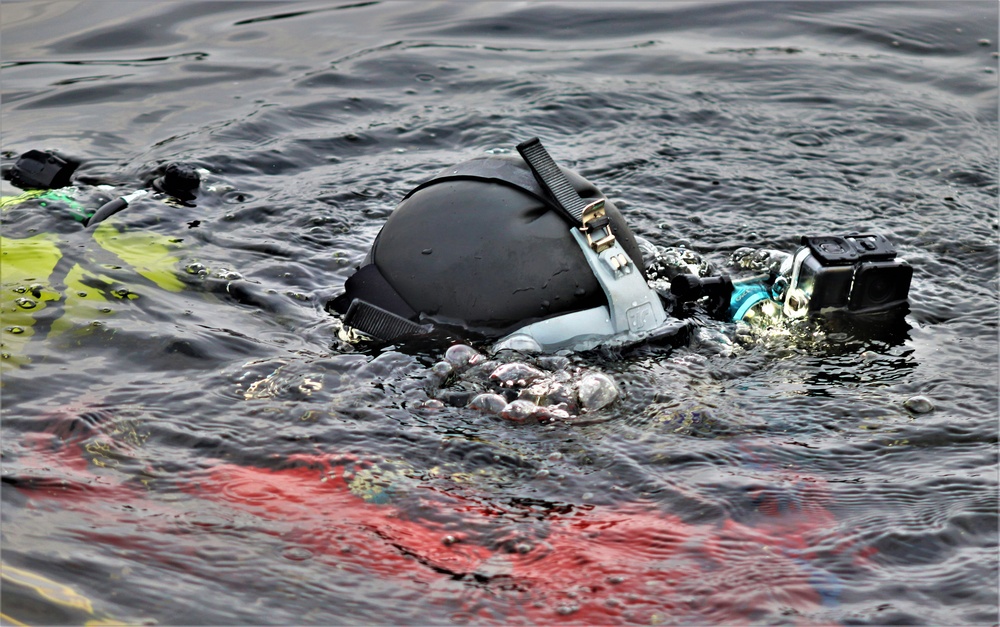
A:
[[330, 138, 682, 352]]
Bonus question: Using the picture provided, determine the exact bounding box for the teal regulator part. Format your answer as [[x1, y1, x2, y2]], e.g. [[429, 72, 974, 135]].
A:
[[728, 276, 775, 322]]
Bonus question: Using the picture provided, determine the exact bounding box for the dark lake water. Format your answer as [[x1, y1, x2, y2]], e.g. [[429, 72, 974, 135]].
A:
[[1, 1, 997, 625]]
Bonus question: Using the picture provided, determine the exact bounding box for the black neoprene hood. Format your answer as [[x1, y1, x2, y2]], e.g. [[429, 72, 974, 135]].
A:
[[331, 153, 647, 337]]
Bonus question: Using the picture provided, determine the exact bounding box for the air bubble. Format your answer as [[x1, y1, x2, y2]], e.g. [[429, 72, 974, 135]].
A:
[[468, 393, 506, 414], [432, 361, 453, 378], [445, 344, 483, 369], [904, 395, 934, 414]]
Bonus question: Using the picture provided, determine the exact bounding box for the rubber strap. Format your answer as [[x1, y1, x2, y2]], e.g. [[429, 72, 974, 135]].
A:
[[343, 299, 432, 342], [516, 138, 587, 225]]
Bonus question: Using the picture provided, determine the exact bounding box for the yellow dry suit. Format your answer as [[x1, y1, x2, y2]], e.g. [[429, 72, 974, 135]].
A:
[[0, 187, 188, 373]]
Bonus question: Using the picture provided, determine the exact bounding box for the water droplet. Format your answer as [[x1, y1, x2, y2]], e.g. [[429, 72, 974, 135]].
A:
[[904, 395, 934, 414], [100, 307, 112, 314], [556, 604, 579, 616], [421, 248, 433, 255], [13, 286, 26, 294], [607, 574, 626, 584], [415, 73, 435, 82], [442, 535, 458, 545], [7, 326, 24, 335], [185, 262, 207, 275], [14, 298, 36, 309], [978, 38, 991, 46], [216, 268, 243, 281]]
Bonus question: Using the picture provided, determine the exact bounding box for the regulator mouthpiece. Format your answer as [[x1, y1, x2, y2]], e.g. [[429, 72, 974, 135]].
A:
[[152, 163, 200, 202]]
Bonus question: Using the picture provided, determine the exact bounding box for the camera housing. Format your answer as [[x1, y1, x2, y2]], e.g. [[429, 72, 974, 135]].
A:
[[783, 234, 911, 317]]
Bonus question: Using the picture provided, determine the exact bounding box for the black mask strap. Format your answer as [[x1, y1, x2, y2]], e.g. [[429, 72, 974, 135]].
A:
[[329, 264, 436, 341]]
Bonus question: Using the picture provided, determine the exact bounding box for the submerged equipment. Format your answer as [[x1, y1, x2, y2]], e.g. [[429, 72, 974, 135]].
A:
[[331, 138, 684, 352], [673, 234, 912, 322], [7, 150, 79, 191], [4, 151, 201, 227]]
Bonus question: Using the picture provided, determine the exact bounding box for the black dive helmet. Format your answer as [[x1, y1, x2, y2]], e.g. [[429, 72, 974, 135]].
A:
[[331, 139, 680, 352]]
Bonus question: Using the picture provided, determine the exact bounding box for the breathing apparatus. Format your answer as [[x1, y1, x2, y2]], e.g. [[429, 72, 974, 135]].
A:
[[3, 150, 201, 226], [331, 138, 686, 352]]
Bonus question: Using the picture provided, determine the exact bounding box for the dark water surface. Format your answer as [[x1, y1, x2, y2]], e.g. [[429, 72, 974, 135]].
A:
[[1, 1, 997, 625]]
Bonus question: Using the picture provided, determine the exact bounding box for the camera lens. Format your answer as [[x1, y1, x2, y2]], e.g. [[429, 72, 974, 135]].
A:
[[863, 274, 893, 305], [850, 262, 912, 312]]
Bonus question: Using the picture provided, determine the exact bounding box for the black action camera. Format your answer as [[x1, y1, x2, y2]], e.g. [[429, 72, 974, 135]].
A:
[[783, 234, 912, 317]]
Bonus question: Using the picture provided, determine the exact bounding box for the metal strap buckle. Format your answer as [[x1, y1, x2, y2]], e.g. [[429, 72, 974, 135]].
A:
[[580, 199, 616, 252]]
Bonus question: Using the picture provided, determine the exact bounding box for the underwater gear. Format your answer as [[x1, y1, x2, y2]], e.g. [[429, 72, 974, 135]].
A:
[[7, 150, 79, 190], [782, 234, 911, 318], [86, 163, 201, 226], [86, 189, 149, 227], [16, 415, 859, 624], [6, 149, 201, 226], [0, 187, 95, 222], [151, 162, 200, 202], [670, 273, 734, 320], [332, 138, 684, 352], [671, 233, 912, 322], [0, 162, 202, 371]]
